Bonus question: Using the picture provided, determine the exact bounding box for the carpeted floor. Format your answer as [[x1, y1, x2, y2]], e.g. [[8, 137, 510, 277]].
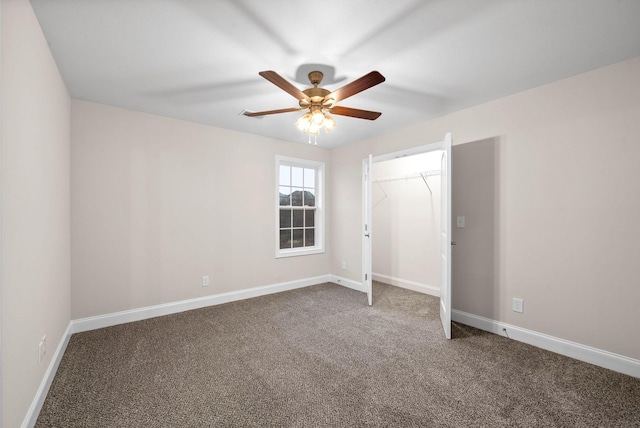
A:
[[36, 282, 640, 427]]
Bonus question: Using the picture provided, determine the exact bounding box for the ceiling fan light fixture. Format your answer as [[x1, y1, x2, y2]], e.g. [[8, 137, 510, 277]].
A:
[[323, 112, 336, 132], [307, 121, 321, 135], [296, 108, 336, 135], [295, 112, 312, 132], [311, 108, 325, 125]]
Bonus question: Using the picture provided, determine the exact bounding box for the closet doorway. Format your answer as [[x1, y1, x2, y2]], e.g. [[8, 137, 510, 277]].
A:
[[362, 133, 452, 338], [372, 150, 443, 295]]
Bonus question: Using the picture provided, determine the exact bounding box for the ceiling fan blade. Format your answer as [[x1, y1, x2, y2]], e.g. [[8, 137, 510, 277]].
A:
[[243, 107, 303, 117], [259, 70, 309, 101], [327, 71, 385, 103], [328, 106, 382, 120]]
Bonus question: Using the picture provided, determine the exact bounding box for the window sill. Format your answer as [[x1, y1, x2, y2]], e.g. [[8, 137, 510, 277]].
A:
[[276, 247, 325, 259]]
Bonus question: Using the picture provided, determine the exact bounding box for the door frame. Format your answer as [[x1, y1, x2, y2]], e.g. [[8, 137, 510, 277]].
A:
[[362, 155, 373, 305], [362, 134, 452, 337]]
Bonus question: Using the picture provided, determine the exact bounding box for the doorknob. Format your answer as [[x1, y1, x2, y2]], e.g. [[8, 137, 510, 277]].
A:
[[364, 233, 370, 237], [451, 241, 456, 245]]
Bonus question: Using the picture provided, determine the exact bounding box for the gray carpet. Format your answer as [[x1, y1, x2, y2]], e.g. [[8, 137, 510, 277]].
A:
[[36, 282, 640, 427]]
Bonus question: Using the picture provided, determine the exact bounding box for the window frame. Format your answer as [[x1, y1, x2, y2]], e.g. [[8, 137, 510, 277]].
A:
[[275, 155, 325, 258]]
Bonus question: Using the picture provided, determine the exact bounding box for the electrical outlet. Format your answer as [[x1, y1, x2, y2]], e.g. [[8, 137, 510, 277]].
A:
[[202, 275, 209, 287], [341, 261, 347, 270], [38, 336, 47, 364], [512, 298, 524, 313]]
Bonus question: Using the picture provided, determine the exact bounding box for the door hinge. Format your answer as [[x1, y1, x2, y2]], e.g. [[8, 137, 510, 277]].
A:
[[365, 274, 368, 280]]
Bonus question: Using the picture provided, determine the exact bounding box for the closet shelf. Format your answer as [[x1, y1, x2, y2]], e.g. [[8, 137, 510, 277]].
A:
[[373, 170, 440, 195]]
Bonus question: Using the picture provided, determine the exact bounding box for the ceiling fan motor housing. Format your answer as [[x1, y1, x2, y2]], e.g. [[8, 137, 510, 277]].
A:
[[301, 71, 331, 107]]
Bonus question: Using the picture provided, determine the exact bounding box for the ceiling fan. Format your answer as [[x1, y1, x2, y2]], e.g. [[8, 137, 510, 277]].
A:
[[243, 69, 385, 137]]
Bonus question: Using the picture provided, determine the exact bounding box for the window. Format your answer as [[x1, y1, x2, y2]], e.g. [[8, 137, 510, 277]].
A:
[[276, 156, 324, 258]]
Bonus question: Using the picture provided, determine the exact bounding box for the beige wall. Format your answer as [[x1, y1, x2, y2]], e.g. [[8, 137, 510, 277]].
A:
[[1, 0, 72, 426], [330, 56, 640, 360], [451, 139, 498, 316], [71, 100, 331, 319]]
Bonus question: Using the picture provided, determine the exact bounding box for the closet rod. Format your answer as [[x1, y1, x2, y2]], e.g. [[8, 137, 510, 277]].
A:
[[373, 170, 440, 184], [373, 170, 441, 183]]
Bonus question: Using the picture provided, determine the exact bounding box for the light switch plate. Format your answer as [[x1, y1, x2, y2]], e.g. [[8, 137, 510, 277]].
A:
[[456, 216, 465, 228]]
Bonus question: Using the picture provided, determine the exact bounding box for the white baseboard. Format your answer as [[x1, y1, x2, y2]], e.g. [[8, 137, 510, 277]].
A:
[[22, 323, 73, 428], [452, 309, 640, 379], [373, 273, 440, 297], [71, 274, 332, 334], [329, 273, 439, 298], [330, 275, 365, 292]]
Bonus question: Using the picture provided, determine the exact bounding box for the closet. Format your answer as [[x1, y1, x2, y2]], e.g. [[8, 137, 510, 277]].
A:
[[371, 151, 443, 297]]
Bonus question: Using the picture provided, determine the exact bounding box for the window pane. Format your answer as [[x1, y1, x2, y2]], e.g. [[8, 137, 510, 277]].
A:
[[279, 165, 291, 186], [304, 168, 315, 188], [292, 229, 304, 248], [279, 230, 292, 249], [291, 188, 303, 206], [305, 228, 315, 247], [280, 209, 292, 228], [292, 210, 303, 227], [279, 187, 291, 206], [305, 209, 315, 227], [291, 167, 303, 187], [303, 189, 315, 207]]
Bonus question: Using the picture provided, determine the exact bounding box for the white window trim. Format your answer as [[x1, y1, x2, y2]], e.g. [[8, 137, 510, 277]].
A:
[[275, 155, 325, 258]]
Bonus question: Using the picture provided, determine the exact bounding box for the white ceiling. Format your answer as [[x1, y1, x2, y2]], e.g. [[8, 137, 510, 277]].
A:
[[30, 0, 640, 148]]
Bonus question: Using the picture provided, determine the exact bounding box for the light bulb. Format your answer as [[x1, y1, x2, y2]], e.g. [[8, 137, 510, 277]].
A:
[[296, 113, 311, 132], [323, 113, 336, 132], [308, 122, 320, 135], [311, 109, 325, 125]]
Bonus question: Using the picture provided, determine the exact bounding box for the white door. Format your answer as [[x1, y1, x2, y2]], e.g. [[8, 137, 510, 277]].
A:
[[362, 155, 373, 305], [440, 133, 453, 339]]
